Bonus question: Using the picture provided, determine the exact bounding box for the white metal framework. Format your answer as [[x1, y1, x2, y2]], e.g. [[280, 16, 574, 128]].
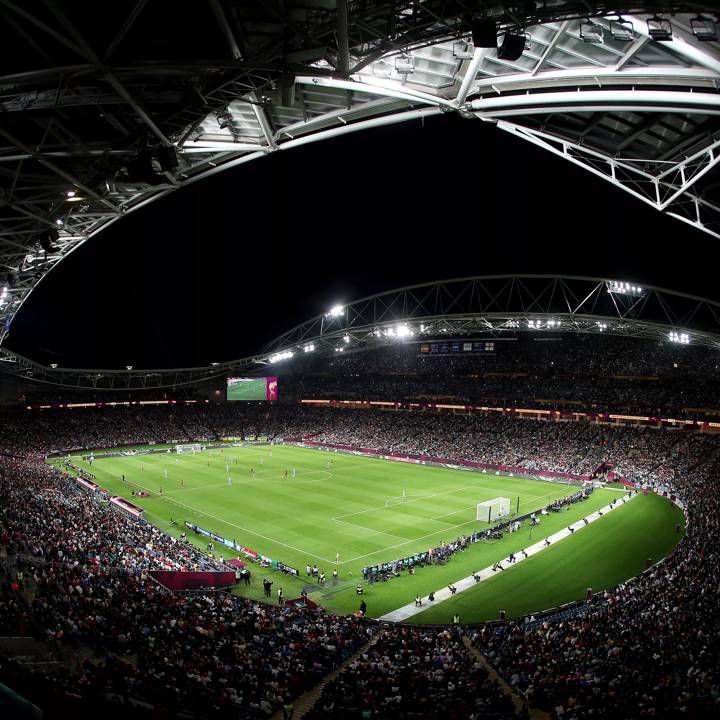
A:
[[2, 275, 720, 389], [0, 2, 718, 347]]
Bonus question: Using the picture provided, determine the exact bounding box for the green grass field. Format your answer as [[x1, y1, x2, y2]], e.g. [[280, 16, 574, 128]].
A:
[[53, 444, 683, 623], [226, 378, 267, 401]]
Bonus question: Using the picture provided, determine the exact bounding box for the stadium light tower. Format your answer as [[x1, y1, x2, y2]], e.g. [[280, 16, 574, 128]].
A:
[[606, 280, 645, 297], [668, 331, 690, 345], [269, 350, 294, 363], [326, 304, 345, 318]]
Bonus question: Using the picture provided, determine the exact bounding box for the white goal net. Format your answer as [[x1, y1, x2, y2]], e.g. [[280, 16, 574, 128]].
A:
[[477, 497, 511, 522], [176, 443, 203, 453]]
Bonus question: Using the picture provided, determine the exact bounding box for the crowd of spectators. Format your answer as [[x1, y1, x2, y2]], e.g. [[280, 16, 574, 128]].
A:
[[0, 455, 376, 718], [279, 335, 720, 418], [1, 401, 718, 719], [305, 626, 516, 720], [473, 446, 720, 719]]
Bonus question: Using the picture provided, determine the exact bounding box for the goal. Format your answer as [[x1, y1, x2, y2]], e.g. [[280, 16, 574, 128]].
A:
[[477, 497, 511, 523], [176, 443, 203, 453]]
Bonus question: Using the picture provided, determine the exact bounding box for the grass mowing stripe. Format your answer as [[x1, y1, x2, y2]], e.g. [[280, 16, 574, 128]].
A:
[[53, 445, 673, 622], [409, 492, 684, 624]]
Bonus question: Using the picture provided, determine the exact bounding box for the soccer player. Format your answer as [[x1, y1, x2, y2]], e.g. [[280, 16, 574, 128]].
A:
[[283, 469, 288, 479], [180, 478, 184, 488], [414, 595, 422, 607], [277, 587, 283, 605], [226, 464, 229, 473], [227, 476, 232, 486], [260, 457, 264, 466], [291, 468, 296, 478]]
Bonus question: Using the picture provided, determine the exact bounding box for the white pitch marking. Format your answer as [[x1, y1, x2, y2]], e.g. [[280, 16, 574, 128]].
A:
[[379, 491, 640, 622]]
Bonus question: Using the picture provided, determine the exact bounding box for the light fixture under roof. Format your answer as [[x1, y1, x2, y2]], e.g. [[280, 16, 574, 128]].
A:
[[394, 55, 415, 75], [691, 15, 717, 41], [647, 16, 672, 41], [580, 20, 603, 44], [610, 18, 634, 41]]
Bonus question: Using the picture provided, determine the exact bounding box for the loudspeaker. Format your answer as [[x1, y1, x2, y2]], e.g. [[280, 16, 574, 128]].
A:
[[39, 228, 59, 253], [497, 32, 526, 61], [472, 18, 497, 48], [157, 146, 179, 172], [125, 152, 164, 185]]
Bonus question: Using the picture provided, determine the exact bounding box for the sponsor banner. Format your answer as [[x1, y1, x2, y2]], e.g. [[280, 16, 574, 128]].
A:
[[149, 570, 236, 591], [110, 496, 144, 518], [277, 561, 299, 577]]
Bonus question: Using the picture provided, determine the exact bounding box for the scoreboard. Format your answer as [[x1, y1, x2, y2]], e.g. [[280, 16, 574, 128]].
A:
[[226, 376, 278, 402], [419, 341, 495, 355]]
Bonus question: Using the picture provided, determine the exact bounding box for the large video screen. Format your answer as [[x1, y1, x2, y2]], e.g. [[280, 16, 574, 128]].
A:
[[227, 376, 278, 402]]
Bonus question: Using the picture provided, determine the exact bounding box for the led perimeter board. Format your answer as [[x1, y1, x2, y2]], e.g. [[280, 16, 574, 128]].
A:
[[227, 376, 278, 402]]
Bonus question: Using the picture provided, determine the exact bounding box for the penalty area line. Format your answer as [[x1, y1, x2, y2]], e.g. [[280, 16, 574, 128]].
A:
[[378, 491, 640, 622]]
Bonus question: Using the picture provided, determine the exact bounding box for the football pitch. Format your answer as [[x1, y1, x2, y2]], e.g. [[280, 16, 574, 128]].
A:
[[57, 443, 684, 622]]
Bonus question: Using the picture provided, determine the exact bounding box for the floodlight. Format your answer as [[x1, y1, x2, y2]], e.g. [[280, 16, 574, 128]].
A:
[[343, 335, 350, 343], [50, 363, 58, 369], [372, 59, 392, 78], [303, 344, 315, 352], [610, 18, 634, 41], [395, 55, 415, 75], [668, 331, 690, 345], [217, 109, 234, 129], [691, 16, 717, 41], [452, 40, 475, 59], [597, 322, 608, 331], [647, 16, 672, 41], [580, 21, 603, 44], [55, 217, 64, 226], [396, 325, 413, 338], [327, 304, 344, 318], [64, 189, 83, 202], [472, 18, 497, 48], [497, 32, 526, 61], [269, 350, 294, 363], [606, 280, 645, 297], [126, 365, 134, 370]]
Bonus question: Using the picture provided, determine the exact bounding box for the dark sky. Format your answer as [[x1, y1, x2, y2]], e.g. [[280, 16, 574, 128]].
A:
[[5, 112, 717, 368]]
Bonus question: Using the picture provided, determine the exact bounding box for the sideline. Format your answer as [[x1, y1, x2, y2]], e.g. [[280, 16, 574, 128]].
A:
[[378, 490, 639, 622]]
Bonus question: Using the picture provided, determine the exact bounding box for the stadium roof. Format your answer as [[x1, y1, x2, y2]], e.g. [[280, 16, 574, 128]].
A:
[[2, 274, 720, 389], [0, 2, 719, 347]]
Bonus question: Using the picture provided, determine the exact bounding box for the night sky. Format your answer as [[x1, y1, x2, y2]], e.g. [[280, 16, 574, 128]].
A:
[[5, 112, 717, 369]]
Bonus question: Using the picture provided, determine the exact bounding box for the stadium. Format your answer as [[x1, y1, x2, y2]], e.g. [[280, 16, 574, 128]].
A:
[[1, 2, 720, 720]]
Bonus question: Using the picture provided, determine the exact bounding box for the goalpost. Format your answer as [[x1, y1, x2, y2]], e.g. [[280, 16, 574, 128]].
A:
[[176, 443, 203, 454], [477, 497, 511, 523]]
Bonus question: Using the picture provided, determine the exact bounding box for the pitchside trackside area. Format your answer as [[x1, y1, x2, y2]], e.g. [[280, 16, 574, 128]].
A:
[[53, 444, 684, 621]]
